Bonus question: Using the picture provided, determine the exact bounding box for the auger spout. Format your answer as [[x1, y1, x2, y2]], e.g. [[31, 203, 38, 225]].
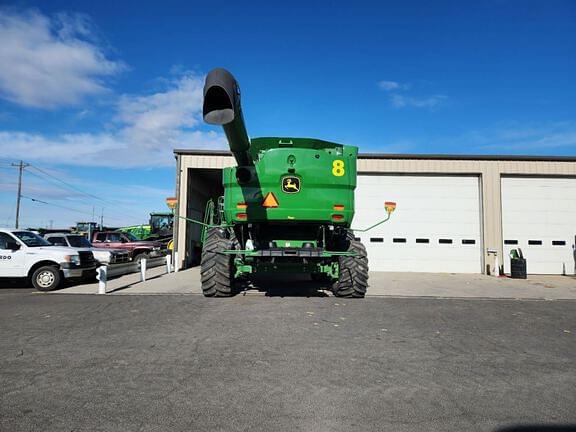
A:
[[203, 68, 252, 166]]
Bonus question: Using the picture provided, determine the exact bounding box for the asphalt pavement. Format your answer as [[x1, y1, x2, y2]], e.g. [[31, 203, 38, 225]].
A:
[[0, 289, 575, 432]]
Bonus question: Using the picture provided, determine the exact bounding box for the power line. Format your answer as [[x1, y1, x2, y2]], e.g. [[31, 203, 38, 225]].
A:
[[29, 164, 115, 206], [5, 160, 157, 225], [21, 195, 94, 217], [27, 164, 146, 221], [24, 169, 107, 212], [21, 195, 136, 223]]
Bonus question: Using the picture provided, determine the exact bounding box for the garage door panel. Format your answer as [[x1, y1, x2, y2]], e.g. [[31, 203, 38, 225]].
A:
[[357, 242, 481, 273], [358, 210, 479, 229], [502, 177, 576, 275], [355, 175, 482, 273]]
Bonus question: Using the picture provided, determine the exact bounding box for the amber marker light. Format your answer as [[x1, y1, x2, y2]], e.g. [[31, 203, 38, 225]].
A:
[[237, 202, 248, 209], [333, 204, 345, 211]]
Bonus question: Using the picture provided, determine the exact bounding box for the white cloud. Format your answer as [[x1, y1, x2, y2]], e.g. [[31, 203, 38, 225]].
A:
[[116, 74, 205, 149], [378, 78, 447, 110], [377, 80, 401, 91], [390, 94, 448, 110], [0, 8, 124, 108], [0, 72, 228, 167]]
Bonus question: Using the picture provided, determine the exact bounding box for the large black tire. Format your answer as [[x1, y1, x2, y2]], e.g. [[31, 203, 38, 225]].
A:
[[332, 233, 369, 298], [31, 265, 62, 291], [200, 228, 236, 297]]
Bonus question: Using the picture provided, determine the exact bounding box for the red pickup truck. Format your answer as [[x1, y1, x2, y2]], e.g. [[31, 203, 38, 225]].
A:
[[92, 232, 165, 262]]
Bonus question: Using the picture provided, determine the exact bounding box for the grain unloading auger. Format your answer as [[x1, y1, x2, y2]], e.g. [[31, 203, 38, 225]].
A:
[[193, 68, 395, 297]]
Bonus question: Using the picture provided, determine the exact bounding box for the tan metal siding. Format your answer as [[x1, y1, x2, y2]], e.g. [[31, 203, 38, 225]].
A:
[[175, 154, 576, 274]]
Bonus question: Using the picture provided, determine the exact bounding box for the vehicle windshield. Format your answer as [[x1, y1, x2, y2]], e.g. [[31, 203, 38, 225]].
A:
[[124, 232, 139, 242], [67, 235, 92, 248], [76, 223, 97, 231], [12, 231, 52, 247], [150, 214, 173, 230]]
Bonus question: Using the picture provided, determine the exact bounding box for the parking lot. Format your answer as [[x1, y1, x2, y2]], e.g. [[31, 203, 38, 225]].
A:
[[1, 276, 575, 432]]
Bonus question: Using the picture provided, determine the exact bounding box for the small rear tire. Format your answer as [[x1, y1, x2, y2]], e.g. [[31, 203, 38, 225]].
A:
[[200, 228, 236, 297], [332, 233, 369, 298], [31, 266, 61, 291]]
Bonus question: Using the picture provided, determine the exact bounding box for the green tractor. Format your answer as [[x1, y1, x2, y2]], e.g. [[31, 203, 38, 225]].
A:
[[199, 68, 394, 298], [147, 212, 174, 242], [117, 212, 174, 243], [117, 224, 151, 240]]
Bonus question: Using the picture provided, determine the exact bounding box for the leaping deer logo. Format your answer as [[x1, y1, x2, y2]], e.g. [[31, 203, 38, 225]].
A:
[[282, 177, 300, 193]]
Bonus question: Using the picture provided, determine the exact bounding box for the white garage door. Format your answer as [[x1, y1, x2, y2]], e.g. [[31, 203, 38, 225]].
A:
[[354, 175, 482, 273], [502, 177, 576, 275]]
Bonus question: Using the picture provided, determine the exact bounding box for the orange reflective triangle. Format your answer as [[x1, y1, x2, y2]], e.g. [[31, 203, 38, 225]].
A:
[[262, 192, 279, 208]]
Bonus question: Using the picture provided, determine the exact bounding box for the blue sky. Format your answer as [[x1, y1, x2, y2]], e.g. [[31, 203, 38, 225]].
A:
[[0, 0, 575, 228]]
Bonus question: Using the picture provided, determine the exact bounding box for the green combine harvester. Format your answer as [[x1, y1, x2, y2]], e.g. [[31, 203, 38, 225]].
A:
[[199, 68, 395, 298]]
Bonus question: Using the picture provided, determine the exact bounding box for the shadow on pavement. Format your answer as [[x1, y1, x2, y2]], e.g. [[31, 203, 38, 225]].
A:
[[106, 272, 166, 294], [496, 425, 576, 432], [0, 278, 30, 289], [239, 275, 330, 297], [1, 277, 98, 292]]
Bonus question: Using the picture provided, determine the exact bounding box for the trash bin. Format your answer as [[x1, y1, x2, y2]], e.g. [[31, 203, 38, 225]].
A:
[[510, 248, 527, 279]]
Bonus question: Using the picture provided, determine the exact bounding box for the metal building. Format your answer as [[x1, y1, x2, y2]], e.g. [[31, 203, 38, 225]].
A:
[[173, 150, 576, 276]]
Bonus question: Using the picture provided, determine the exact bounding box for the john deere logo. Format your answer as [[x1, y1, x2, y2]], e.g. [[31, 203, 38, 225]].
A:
[[282, 176, 300, 193]]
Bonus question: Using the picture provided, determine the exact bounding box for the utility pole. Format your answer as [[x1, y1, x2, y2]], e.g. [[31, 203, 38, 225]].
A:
[[11, 160, 29, 229], [100, 207, 104, 230]]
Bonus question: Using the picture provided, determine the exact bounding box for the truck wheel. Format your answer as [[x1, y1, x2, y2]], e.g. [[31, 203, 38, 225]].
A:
[[31, 266, 61, 291], [200, 228, 235, 297], [133, 253, 149, 263], [332, 235, 369, 298]]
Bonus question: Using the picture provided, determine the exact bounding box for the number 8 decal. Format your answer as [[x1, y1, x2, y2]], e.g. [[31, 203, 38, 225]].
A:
[[332, 160, 345, 177]]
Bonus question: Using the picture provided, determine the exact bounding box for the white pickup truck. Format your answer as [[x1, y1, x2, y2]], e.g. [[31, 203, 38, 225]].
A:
[[0, 228, 97, 291]]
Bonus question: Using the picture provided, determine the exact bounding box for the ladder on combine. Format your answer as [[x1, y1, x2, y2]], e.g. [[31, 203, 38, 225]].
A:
[[200, 197, 224, 244]]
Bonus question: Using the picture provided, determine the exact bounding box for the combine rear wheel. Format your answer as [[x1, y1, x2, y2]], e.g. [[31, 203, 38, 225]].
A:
[[332, 234, 369, 298], [200, 228, 236, 297]]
